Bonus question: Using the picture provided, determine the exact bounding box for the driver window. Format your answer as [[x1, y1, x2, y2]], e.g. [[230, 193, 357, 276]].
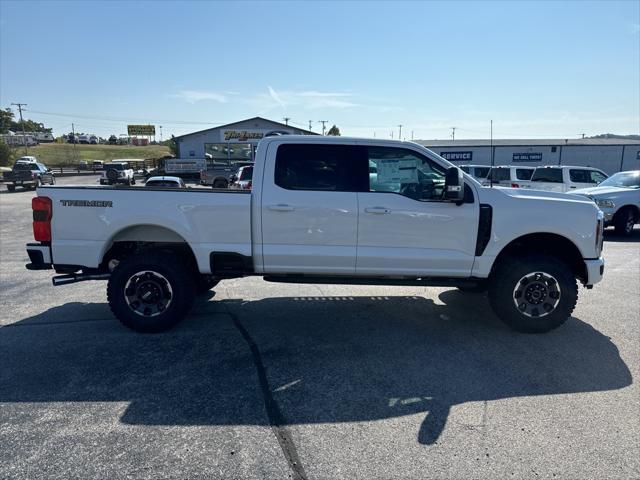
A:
[[368, 147, 446, 201]]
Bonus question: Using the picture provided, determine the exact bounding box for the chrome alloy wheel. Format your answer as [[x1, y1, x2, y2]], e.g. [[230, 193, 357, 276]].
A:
[[512, 271, 561, 318], [124, 270, 173, 317]]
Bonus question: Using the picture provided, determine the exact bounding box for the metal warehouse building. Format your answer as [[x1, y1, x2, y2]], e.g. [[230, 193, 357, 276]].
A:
[[174, 117, 315, 162], [416, 138, 640, 175]]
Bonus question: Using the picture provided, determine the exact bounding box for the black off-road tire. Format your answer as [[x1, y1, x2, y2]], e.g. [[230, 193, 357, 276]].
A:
[[213, 179, 227, 189], [613, 207, 636, 236], [7, 184, 15, 192], [196, 275, 219, 294], [488, 253, 577, 333], [107, 251, 196, 333], [131, 178, 136, 185]]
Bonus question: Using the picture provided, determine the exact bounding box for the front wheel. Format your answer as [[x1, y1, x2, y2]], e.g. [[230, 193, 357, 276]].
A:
[[488, 254, 577, 333], [613, 208, 636, 236], [131, 177, 136, 185], [107, 251, 196, 333]]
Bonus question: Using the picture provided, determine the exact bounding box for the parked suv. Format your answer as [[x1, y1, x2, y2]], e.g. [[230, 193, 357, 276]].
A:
[[482, 166, 535, 188], [100, 162, 135, 186], [529, 166, 608, 193], [572, 170, 640, 236]]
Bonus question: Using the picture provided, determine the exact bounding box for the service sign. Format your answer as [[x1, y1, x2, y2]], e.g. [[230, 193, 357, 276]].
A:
[[513, 152, 543, 162], [440, 151, 473, 162], [127, 125, 156, 136]]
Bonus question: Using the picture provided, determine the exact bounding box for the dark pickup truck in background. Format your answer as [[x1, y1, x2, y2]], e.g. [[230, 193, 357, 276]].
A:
[[3, 162, 55, 191]]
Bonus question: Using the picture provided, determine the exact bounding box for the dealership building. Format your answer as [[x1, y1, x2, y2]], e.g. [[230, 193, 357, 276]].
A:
[[174, 117, 639, 175], [416, 138, 640, 174], [174, 117, 315, 163]]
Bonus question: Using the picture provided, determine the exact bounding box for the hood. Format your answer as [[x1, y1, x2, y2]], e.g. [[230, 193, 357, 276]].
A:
[[570, 186, 633, 197], [494, 186, 594, 204]]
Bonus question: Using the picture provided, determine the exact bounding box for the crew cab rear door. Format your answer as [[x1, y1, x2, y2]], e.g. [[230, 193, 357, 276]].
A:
[[356, 146, 479, 277], [260, 143, 362, 274]]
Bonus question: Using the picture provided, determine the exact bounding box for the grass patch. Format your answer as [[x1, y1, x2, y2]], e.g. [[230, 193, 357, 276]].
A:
[[19, 143, 171, 166]]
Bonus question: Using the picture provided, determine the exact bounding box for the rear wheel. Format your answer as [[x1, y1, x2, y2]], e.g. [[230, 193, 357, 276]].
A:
[[7, 184, 15, 192], [107, 251, 196, 333], [613, 207, 636, 236], [488, 253, 577, 333], [213, 179, 227, 189]]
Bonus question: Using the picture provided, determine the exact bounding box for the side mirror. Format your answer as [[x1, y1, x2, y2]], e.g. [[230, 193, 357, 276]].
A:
[[444, 167, 465, 204]]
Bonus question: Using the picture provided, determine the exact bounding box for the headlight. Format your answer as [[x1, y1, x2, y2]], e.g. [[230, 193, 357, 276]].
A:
[[595, 199, 615, 209]]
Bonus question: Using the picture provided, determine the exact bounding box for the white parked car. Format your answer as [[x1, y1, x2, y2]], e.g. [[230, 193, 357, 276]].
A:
[[100, 162, 135, 186], [16, 155, 38, 164], [572, 170, 640, 236], [145, 176, 187, 188], [529, 166, 608, 193], [481, 166, 535, 188], [26, 136, 605, 334]]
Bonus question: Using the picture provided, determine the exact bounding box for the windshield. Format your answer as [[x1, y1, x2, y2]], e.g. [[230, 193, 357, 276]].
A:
[[598, 171, 640, 189], [146, 180, 180, 188], [13, 163, 36, 171]]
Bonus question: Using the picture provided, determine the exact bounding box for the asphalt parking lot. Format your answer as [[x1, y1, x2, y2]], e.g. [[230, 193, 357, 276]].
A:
[[1, 176, 638, 479]]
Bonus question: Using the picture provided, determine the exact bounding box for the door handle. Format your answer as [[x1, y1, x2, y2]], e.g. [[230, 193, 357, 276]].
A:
[[268, 204, 295, 212], [364, 207, 391, 214]]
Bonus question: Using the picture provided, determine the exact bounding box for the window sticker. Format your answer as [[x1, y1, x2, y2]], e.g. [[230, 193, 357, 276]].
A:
[[377, 159, 419, 183]]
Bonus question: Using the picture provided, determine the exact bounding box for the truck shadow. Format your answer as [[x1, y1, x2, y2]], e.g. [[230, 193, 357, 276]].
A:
[[0, 291, 632, 446]]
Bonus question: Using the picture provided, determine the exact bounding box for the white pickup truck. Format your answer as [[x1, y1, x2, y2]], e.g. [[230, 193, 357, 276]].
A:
[[26, 136, 605, 334]]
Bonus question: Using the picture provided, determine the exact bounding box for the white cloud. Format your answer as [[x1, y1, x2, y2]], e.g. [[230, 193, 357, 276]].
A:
[[261, 87, 358, 110], [171, 90, 228, 104]]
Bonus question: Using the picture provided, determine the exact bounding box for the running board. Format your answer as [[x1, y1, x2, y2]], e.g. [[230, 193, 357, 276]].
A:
[[263, 275, 483, 288]]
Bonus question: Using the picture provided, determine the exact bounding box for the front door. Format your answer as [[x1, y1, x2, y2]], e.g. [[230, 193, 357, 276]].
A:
[[357, 146, 479, 277], [261, 143, 362, 274]]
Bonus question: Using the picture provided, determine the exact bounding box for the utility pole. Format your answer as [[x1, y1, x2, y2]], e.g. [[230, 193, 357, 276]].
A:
[[11, 103, 28, 154], [581, 133, 585, 139], [308, 120, 313, 132], [71, 123, 78, 163], [411, 130, 414, 141], [390, 131, 394, 139], [318, 120, 328, 135], [450, 126, 457, 141], [283, 117, 290, 126], [398, 124, 403, 141], [159, 126, 163, 142]]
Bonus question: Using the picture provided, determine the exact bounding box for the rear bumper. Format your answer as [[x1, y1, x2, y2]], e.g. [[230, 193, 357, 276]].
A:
[[26, 243, 52, 270], [584, 257, 605, 286]]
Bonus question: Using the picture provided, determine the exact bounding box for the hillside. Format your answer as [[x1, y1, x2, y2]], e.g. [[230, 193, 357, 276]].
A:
[[19, 143, 171, 166]]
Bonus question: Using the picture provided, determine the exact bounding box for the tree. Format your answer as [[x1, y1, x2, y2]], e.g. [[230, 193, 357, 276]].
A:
[[0, 140, 17, 167], [165, 135, 179, 156], [0, 109, 14, 134], [326, 125, 341, 136]]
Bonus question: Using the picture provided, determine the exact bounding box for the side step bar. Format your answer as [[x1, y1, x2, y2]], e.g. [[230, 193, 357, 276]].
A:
[[263, 275, 484, 288], [52, 273, 111, 286]]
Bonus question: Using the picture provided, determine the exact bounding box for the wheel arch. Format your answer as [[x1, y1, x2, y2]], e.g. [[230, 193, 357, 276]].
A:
[[100, 224, 198, 273], [491, 232, 587, 283]]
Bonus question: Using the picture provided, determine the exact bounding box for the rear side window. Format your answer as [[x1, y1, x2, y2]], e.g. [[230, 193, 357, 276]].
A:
[[239, 166, 253, 181], [475, 167, 490, 178], [489, 169, 510, 181], [532, 168, 563, 183], [275, 144, 365, 191], [516, 168, 534, 180]]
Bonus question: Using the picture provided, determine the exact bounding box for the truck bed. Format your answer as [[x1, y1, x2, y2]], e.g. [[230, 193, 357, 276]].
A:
[[39, 185, 252, 273]]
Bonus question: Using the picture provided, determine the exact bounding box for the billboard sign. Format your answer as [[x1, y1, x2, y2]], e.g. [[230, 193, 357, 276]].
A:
[[513, 152, 543, 162], [127, 125, 156, 136], [440, 151, 473, 162]]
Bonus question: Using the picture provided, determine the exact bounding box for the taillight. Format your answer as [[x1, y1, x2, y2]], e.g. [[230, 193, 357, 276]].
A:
[[32, 196, 52, 242], [511, 183, 519, 188]]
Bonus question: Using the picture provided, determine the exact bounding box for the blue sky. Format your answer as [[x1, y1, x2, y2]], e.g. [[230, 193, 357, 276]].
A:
[[1, 0, 638, 140]]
